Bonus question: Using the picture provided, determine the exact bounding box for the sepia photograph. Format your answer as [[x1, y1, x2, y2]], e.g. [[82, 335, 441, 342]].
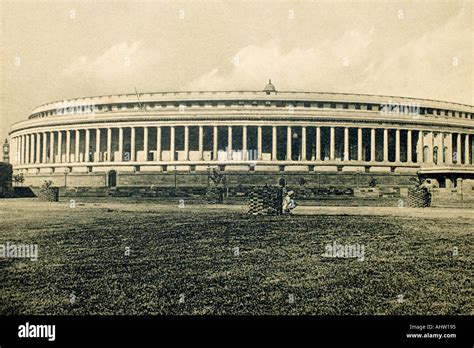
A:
[[0, 0, 472, 346]]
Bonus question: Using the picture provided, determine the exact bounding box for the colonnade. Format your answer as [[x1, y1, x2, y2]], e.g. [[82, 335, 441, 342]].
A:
[[11, 125, 473, 166]]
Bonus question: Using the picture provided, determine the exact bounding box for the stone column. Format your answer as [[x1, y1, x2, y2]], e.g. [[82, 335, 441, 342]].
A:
[[287, 126, 292, 161], [330, 127, 335, 161], [456, 133, 462, 164], [24, 135, 28, 164], [427, 132, 433, 164], [118, 128, 123, 162], [66, 130, 71, 163], [30, 133, 35, 164], [383, 129, 388, 162], [395, 129, 400, 163], [33, 134, 37, 163], [370, 128, 376, 162], [169, 126, 174, 162], [15, 137, 19, 165], [22, 135, 26, 164], [30, 133, 36, 164], [212, 126, 219, 161], [85, 129, 90, 162], [57, 131, 62, 163], [26, 134, 30, 164], [17, 136, 21, 164], [18, 136, 22, 164], [242, 126, 248, 160], [437, 133, 444, 165], [257, 126, 262, 160], [26, 134, 33, 164], [271, 126, 277, 161], [21, 135, 25, 164], [416, 130, 423, 163], [131, 127, 137, 162], [16, 136, 20, 165], [301, 126, 306, 161], [96, 128, 101, 162], [107, 128, 112, 162], [465, 134, 470, 165], [25, 134, 30, 164], [344, 127, 349, 161], [25, 134, 29, 164], [36, 133, 41, 164], [446, 133, 453, 164], [198, 126, 203, 160], [183, 126, 188, 161], [156, 127, 161, 162], [227, 126, 232, 161], [143, 127, 149, 161], [407, 130, 412, 163], [50, 131, 55, 163], [316, 127, 321, 161], [357, 128, 362, 161], [42, 132, 47, 164], [75, 130, 80, 162]]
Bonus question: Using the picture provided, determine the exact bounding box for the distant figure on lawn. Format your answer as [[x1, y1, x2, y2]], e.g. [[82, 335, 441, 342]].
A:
[[283, 190, 296, 214]]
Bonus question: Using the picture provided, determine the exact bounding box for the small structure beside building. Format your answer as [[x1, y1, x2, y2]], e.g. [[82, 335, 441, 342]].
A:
[[0, 162, 13, 198]]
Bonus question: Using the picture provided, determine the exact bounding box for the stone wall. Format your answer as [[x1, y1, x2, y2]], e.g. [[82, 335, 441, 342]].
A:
[[23, 173, 106, 188], [22, 170, 416, 191], [431, 179, 474, 203]]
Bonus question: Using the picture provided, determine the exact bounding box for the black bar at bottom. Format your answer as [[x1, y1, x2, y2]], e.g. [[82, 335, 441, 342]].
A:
[[0, 315, 471, 346]]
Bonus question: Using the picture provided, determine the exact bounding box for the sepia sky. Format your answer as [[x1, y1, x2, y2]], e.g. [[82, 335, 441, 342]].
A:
[[0, 0, 472, 143]]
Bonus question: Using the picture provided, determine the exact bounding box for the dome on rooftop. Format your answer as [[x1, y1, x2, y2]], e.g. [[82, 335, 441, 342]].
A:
[[263, 79, 276, 93]]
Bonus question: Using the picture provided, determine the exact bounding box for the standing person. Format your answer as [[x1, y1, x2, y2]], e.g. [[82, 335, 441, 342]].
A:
[[283, 190, 296, 213]]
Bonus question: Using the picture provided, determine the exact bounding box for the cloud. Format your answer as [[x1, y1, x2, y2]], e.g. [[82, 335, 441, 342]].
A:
[[354, 9, 472, 104], [62, 41, 150, 81], [187, 31, 379, 92], [187, 11, 472, 105]]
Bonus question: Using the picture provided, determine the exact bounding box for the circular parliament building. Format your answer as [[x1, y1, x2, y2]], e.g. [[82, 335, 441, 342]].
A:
[[9, 81, 474, 197]]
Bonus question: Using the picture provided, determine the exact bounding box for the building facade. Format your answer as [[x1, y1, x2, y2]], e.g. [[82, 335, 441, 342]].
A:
[[8, 82, 474, 191]]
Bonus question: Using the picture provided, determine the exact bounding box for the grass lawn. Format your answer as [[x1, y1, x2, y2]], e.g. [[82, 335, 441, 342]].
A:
[[0, 198, 472, 315]]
